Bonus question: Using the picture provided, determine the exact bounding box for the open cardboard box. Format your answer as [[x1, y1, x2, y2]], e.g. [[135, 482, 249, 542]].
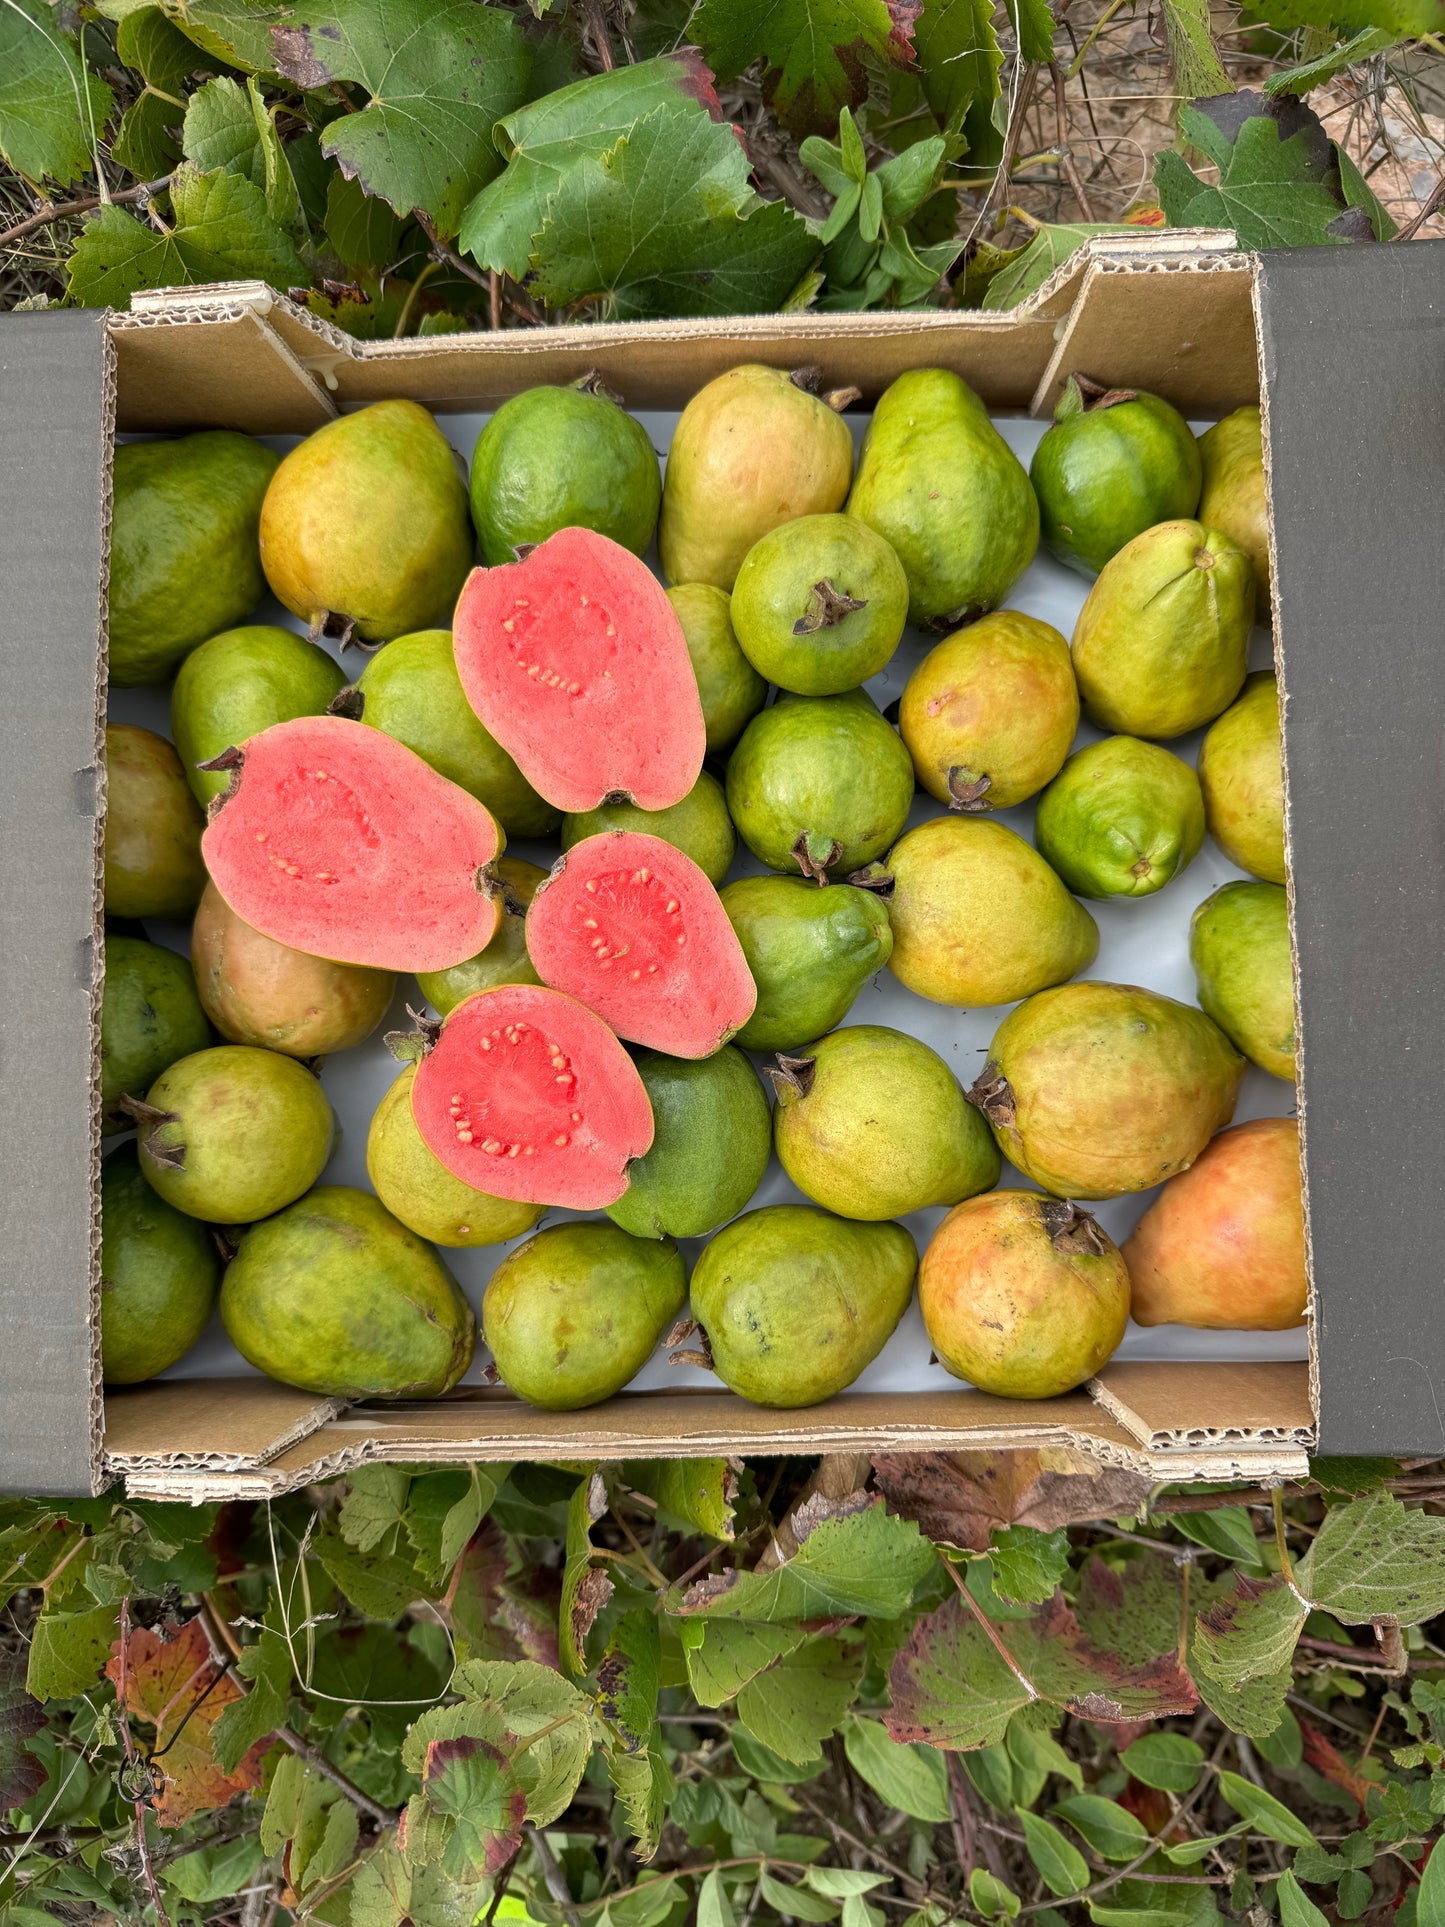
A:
[[3, 231, 1441, 1502]]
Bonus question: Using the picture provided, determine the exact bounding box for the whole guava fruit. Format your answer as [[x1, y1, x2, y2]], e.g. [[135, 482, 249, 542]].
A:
[[721, 875, 893, 1052], [771, 1025, 999, 1220], [469, 375, 661, 564], [1197, 672, 1285, 883], [920, 1192, 1130, 1398], [666, 584, 767, 751], [563, 771, 735, 887], [970, 981, 1244, 1199], [1124, 1116, 1306, 1329], [660, 365, 856, 591], [133, 1045, 336, 1223], [899, 611, 1078, 811], [172, 625, 346, 807], [368, 1064, 542, 1248], [886, 816, 1098, 1008], [847, 368, 1039, 627], [483, 1220, 685, 1409], [108, 431, 279, 686], [689, 1204, 916, 1408], [1029, 377, 1202, 576], [102, 936, 212, 1123], [731, 512, 908, 696], [1071, 520, 1255, 738], [1034, 735, 1205, 899], [347, 627, 559, 836], [100, 1144, 221, 1385], [221, 1186, 474, 1398], [1190, 881, 1294, 1080], [259, 400, 474, 643], [608, 1045, 772, 1241], [191, 881, 395, 1058], [1198, 405, 1270, 604], [726, 689, 914, 880], [415, 856, 546, 1015], [104, 724, 207, 920]]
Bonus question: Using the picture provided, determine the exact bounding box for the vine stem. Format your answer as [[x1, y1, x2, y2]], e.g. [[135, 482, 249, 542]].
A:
[[0, 175, 171, 249], [117, 1600, 173, 1927]]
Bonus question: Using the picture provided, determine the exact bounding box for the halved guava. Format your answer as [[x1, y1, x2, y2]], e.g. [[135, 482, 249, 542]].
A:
[[526, 831, 757, 1058], [201, 715, 502, 974], [410, 983, 654, 1209], [451, 527, 706, 813]]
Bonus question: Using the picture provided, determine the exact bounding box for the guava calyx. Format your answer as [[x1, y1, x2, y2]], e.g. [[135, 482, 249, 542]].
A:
[[114, 1093, 186, 1168], [667, 1315, 714, 1372], [1039, 1198, 1108, 1257], [847, 862, 895, 897], [384, 1005, 443, 1064], [946, 766, 994, 812], [310, 609, 357, 650], [327, 684, 366, 721], [928, 600, 987, 633], [764, 1052, 817, 1100], [787, 365, 862, 413], [574, 368, 624, 405], [968, 1063, 1017, 1128], [793, 579, 868, 635], [792, 830, 844, 884], [1058, 373, 1140, 419]]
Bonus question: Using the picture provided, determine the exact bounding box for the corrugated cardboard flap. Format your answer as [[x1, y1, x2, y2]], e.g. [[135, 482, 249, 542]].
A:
[[104, 1378, 344, 1476], [1091, 1359, 1314, 1464]]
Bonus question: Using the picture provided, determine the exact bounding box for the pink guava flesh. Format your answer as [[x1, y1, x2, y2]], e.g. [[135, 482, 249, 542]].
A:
[[525, 831, 757, 1058], [411, 984, 654, 1208], [201, 715, 502, 973], [451, 527, 706, 812]]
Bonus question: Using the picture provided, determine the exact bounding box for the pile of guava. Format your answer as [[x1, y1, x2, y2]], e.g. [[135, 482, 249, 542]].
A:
[[100, 361, 1301, 1416]]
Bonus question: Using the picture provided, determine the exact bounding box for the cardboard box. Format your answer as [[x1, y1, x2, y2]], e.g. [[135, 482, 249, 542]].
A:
[[3, 232, 1440, 1501]]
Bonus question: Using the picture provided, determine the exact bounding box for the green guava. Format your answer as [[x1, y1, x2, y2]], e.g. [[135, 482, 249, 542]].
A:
[[665, 584, 767, 752], [368, 1064, 543, 1247], [1198, 405, 1270, 604], [415, 856, 546, 1014], [563, 771, 735, 887], [101, 1144, 221, 1385], [102, 936, 213, 1124], [1197, 672, 1285, 883], [1190, 880, 1295, 1080], [172, 625, 346, 806], [607, 1046, 772, 1240], [1034, 735, 1205, 899], [731, 512, 908, 695], [104, 724, 207, 920], [721, 875, 892, 1052]]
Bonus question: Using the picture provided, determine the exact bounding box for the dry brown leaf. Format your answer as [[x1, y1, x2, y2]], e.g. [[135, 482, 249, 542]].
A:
[[106, 1617, 267, 1826], [872, 1448, 1152, 1552]]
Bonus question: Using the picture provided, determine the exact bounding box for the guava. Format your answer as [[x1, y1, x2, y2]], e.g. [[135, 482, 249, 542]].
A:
[[726, 689, 914, 880], [563, 771, 735, 888], [453, 526, 706, 813], [346, 628, 560, 837], [847, 368, 1038, 627], [100, 1144, 221, 1385], [191, 880, 395, 1058], [731, 513, 908, 695], [409, 983, 654, 1209], [172, 625, 346, 807], [970, 981, 1244, 1198], [104, 724, 207, 920], [659, 365, 857, 591], [1190, 881, 1294, 1079], [1071, 520, 1255, 738], [221, 1186, 474, 1398], [368, 1064, 543, 1248], [722, 876, 893, 1052], [101, 936, 212, 1123], [919, 1193, 1130, 1398], [666, 584, 767, 751], [1029, 377, 1202, 576], [259, 399, 474, 644], [1034, 735, 1205, 899], [1124, 1116, 1306, 1329], [526, 831, 756, 1058], [469, 374, 661, 564], [771, 1025, 999, 1220], [689, 1205, 916, 1408], [886, 816, 1098, 1008], [484, 1221, 686, 1410], [608, 1046, 772, 1240], [417, 856, 546, 1015], [132, 1044, 336, 1223], [899, 611, 1078, 811], [109, 431, 278, 685], [200, 715, 503, 974], [1197, 672, 1285, 883], [1198, 405, 1270, 604]]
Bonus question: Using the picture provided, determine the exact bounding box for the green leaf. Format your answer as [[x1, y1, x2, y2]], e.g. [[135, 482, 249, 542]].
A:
[[982, 220, 1136, 309], [964, 1742, 1016, 1812], [624, 1458, 736, 1540], [1192, 1574, 1306, 1693], [560, 1471, 611, 1677], [1171, 1508, 1264, 1566], [732, 1727, 825, 1780], [806, 1871, 890, 1899], [271, 0, 533, 236], [914, 0, 1002, 131], [989, 1527, 1070, 1606], [1121, 1733, 1206, 1794], [111, 8, 196, 179], [1158, 0, 1229, 101], [1154, 109, 1354, 249], [877, 136, 947, 224], [598, 1609, 661, 1752], [349, 1837, 491, 1927], [164, 0, 291, 73], [1008, 1720, 1084, 1797], [1311, 1458, 1400, 1496], [527, 104, 819, 321], [699, 1867, 738, 1927], [246, 75, 301, 232], [0, 0, 113, 189], [406, 1465, 507, 1587], [442, 1659, 595, 1825], [1416, 1834, 1445, 1927], [422, 1731, 529, 1878], [339, 1466, 412, 1554], [679, 1618, 807, 1706], [459, 54, 719, 279], [182, 74, 262, 178], [1242, 0, 1440, 32], [210, 1625, 291, 1774], [692, 0, 918, 136], [1163, 1827, 1248, 1866], [1277, 1870, 1333, 1927], [1216, 1770, 1318, 1848], [25, 1602, 117, 1703], [1003, 0, 1055, 62], [314, 1519, 430, 1620], [672, 1496, 935, 1624], [1255, 1706, 1304, 1770], [970, 1870, 1021, 1921], [1263, 28, 1399, 95], [1297, 1490, 1445, 1626], [1017, 1808, 1090, 1897], [761, 1872, 841, 1921], [609, 1743, 672, 1861], [162, 1835, 264, 1905], [0, 1652, 44, 1808], [1053, 1794, 1151, 1862], [1333, 142, 1397, 239], [842, 1716, 951, 1823], [736, 1634, 865, 1765]]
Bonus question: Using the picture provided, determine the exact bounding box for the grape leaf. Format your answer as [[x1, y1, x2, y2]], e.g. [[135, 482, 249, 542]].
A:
[[0, 1651, 44, 1808], [326, 168, 407, 269], [680, 1618, 808, 1705], [111, 8, 198, 180], [125, 0, 291, 72], [1154, 96, 1358, 248], [105, 1618, 267, 1826], [0, 0, 114, 189], [1003, 0, 1056, 62], [1074, 1554, 1188, 1669], [338, 1465, 412, 1555], [405, 1465, 507, 1588], [270, 0, 533, 236], [183, 74, 262, 176], [25, 1601, 118, 1703], [449, 1518, 562, 1670], [66, 163, 309, 309], [989, 1527, 1070, 1606], [981, 219, 1138, 309], [459, 53, 722, 279], [672, 1494, 935, 1623], [913, 0, 1002, 130], [1295, 1490, 1445, 1626], [624, 1457, 738, 1541], [528, 104, 820, 320], [736, 1633, 865, 1765], [691, 0, 919, 135]]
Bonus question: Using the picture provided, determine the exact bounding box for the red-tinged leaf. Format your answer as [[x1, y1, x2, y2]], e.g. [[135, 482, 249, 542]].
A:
[[0, 1651, 44, 1808], [422, 1732, 529, 1877], [106, 1618, 267, 1826], [1075, 1556, 1189, 1670], [1297, 1713, 1373, 1811], [873, 1451, 1152, 1554], [450, 1519, 562, 1671]]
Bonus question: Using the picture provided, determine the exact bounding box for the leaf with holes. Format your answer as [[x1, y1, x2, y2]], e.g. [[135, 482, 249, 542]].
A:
[[1295, 1490, 1445, 1627], [672, 1494, 935, 1623], [270, 0, 533, 236], [737, 1633, 866, 1766], [872, 1452, 1152, 1553], [692, 0, 920, 135], [0, 0, 114, 189], [598, 1609, 661, 1753], [105, 1617, 267, 1826], [560, 1470, 612, 1677]]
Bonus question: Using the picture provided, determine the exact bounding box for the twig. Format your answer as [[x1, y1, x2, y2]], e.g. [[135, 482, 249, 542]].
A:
[[117, 1600, 173, 1927], [489, 268, 501, 330], [530, 1826, 582, 1927], [582, 0, 616, 71], [947, 1751, 977, 1880], [1272, 1489, 1297, 1590], [1053, 64, 1098, 218], [412, 212, 541, 323], [0, 175, 171, 251], [1393, 172, 1445, 241], [794, 1793, 921, 1891]]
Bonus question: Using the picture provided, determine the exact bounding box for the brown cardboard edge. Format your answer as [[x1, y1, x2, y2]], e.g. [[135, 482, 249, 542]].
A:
[[1090, 1360, 1313, 1454]]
